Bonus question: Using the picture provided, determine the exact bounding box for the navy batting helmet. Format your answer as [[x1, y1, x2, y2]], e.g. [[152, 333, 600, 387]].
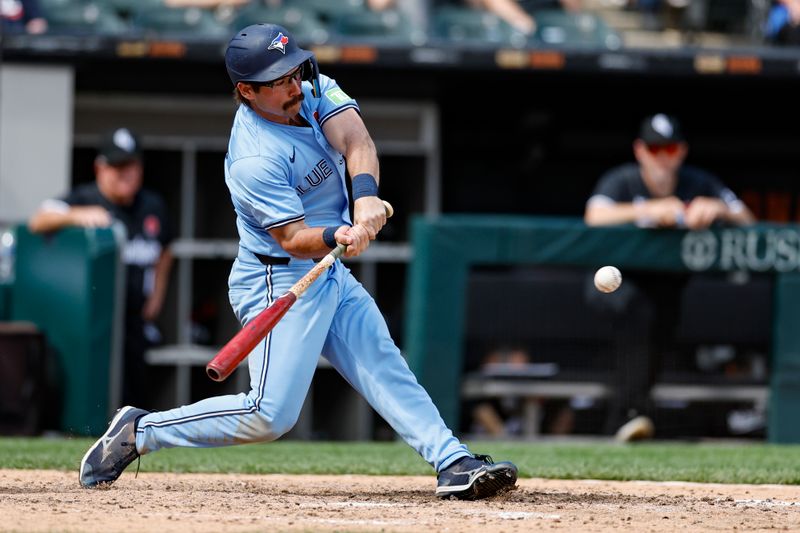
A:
[[225, 23, 321, 97]]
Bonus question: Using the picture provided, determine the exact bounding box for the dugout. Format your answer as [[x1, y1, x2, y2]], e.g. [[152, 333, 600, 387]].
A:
[[459, 266, 772, 438], [404, 216, 800, 443]]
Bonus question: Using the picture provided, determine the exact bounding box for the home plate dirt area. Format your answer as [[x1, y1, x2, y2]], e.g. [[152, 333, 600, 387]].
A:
[[2, 470, 800, 532]]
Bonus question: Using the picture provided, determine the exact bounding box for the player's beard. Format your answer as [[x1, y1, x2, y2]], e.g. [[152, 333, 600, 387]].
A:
[[283, 92, 305, 111]]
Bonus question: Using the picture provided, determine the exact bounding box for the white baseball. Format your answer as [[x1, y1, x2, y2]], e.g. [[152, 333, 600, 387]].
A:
[[594, 266, 622, 293]]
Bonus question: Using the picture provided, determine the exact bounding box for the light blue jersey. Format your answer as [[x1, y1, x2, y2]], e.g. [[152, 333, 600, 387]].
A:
[[134, 75, 470, 473], [225, 74, 355, 258]]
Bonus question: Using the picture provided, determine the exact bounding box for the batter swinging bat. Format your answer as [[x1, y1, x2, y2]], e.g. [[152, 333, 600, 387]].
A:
[[206, 200, 394, 382]]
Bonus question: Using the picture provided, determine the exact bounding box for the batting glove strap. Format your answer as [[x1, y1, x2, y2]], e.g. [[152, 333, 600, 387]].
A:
[[351, 173, 378, 200]]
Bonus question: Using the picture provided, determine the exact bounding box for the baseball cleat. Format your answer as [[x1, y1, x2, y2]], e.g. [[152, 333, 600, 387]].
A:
[[79, 406, 148, 488], [436, 454, 518, 500]]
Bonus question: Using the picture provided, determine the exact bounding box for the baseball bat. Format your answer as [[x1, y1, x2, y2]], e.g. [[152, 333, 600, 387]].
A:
[[206, 200, 394, 382]]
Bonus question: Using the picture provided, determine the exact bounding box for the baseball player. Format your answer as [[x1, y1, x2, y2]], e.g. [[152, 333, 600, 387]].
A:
[[79, 23, 518, 500]]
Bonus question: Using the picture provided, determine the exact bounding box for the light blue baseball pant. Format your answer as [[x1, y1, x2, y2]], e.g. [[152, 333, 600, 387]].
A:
[[135, 257, 470, 472]]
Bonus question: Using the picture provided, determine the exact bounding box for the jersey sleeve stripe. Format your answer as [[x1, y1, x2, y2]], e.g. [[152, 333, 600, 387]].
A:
[[264, 214, 305, 230], [318, 103, 359, 127]]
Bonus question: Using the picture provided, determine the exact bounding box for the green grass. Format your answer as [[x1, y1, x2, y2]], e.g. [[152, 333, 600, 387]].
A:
[[3, 438, 800, 485]]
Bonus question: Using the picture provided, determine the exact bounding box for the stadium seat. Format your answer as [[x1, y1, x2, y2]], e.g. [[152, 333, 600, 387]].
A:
[[103, 0, 164, 18], [433, 6, 525, 47], [231, 5, 330, 44], [43, 2, 129, 36], [284, 0, 365, 22], [132, 6, 230, 39], [38, 0, 82, 12], [530, 10, 622, 49], [333, 9, 419, 43], [704, 0, 751, 34]]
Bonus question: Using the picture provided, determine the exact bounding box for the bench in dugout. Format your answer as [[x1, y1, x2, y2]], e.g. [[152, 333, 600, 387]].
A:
[[462, 267, 771, 438]]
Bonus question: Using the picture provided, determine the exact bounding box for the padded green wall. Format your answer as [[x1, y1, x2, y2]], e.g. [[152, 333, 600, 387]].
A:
[[11, 225, 121, 435]]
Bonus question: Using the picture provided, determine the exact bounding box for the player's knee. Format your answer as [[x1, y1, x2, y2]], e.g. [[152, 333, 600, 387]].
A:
[[251, 407, 298, 439], [269, 411, 299, 438]]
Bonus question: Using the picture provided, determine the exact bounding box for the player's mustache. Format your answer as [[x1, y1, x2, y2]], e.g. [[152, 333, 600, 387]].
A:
[[283, 93, 305, 110]]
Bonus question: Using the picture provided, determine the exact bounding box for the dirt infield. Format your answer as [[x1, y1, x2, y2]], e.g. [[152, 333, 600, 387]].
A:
[[2, 469, 800, 532]]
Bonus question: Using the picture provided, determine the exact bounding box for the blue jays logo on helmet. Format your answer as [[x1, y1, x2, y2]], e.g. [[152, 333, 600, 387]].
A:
[[268, 32, 289, 54]]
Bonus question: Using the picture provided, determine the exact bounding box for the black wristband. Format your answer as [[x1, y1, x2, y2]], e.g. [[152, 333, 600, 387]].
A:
[[322, 226, 339, 249], [351, 173, 378, 200]]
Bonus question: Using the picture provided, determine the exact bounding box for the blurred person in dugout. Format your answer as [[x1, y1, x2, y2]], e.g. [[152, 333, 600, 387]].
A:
[[470, 347, 531, 437], [584, 113, 755, 442], [28, 128, 174, 409], [1, 0, 48, 34], [470, 346, 574, 436]]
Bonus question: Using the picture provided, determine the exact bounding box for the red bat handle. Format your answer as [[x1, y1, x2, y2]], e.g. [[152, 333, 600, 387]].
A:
[[206, 292, 297, 382]]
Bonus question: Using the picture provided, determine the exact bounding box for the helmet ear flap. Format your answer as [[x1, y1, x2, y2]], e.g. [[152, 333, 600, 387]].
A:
[[302, 57, 321, 98]]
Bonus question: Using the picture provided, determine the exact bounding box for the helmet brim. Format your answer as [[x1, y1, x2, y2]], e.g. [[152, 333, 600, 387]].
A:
[[239, 49, 314, 84]]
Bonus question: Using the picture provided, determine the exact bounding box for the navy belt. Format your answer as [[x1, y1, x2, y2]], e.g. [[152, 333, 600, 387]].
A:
[[254, 253, 322, 265], [254, 253, 290, 266]]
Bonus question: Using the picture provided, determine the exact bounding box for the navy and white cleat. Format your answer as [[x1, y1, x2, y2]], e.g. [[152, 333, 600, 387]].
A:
[[79, 406, 148, 488], [436, 454, 518, 500]]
